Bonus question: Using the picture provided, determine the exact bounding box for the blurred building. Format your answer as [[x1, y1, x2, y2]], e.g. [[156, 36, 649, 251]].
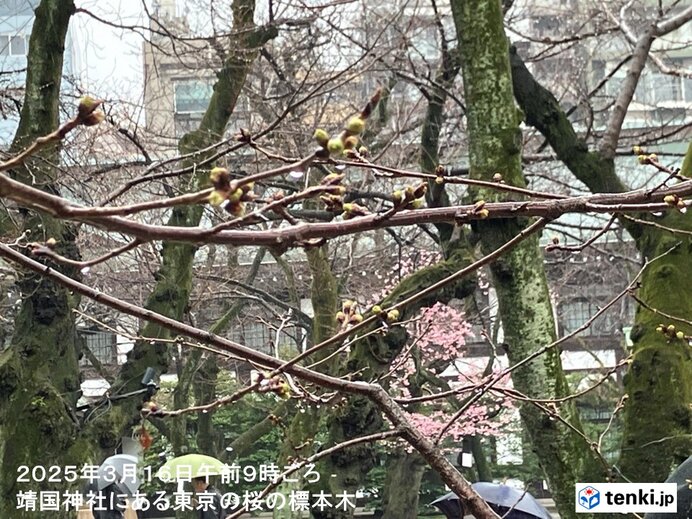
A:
[[142, 0, 250, 154], [0, 0, 77, 145]]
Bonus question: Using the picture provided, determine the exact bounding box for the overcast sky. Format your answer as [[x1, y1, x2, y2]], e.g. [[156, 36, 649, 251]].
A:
[[72, 0, 148, 105]]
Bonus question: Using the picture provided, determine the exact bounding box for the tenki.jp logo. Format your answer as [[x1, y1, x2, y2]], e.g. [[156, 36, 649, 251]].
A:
[[578, 486, 601, 510]]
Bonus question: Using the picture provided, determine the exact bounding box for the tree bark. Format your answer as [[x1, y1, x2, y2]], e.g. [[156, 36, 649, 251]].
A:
[[451, 1, 601, 517], [379, 451, 427, 519], [0, 1, 84, 517]]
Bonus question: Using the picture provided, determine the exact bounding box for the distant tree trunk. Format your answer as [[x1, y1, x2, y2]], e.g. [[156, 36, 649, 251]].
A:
[[274, 245, 341, 519], [0, 1, 85, 517], [509, 47, 692, 483], [470, 436, 493, 482], [379, 451, 427, 519], [451, 1, 601, 517]]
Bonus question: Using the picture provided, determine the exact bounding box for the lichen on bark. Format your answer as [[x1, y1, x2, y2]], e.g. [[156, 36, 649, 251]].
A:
[[509, 43, 692, 483], [451, 1, 601, 517], [0, 1, 86, 516]]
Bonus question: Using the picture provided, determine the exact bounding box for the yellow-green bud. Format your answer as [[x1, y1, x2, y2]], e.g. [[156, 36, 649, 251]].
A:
[[435, 176, 444, 185], [210, 167, 227, 183], [638, 155, 649, 164], [228, 189, 243, 204], [676, 331, 684, 339], [314, 129, 329, 146], [667, 324, 676, 333], [632, 145, 642, 155], [346, 116, 365, 134], [208, 191, 226, 206], [664, 195, 677, 206], [478, 208, 490, 219], [328, 138, 344, 155], [372, 305, 383, 314], [78, 95, 101, 118], [387, 309, 400, 321]]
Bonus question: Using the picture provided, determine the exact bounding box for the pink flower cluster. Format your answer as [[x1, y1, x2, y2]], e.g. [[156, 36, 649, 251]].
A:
[[414, 302, 473, 362]]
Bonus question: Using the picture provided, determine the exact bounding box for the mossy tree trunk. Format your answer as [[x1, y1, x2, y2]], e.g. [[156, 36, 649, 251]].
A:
[[0, 2, 90, 517], [451, 1, 601, 517], [379, 451, 427, 519], [509, 47, 691, 482], [620, 155, 692, 480]]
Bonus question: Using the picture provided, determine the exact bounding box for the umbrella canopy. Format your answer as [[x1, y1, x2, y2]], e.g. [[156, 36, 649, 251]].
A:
[[644, 455, 692, 519], [431, 483, 552, 519], [156, 453, 228, 482], [97, 454, 140, 496]]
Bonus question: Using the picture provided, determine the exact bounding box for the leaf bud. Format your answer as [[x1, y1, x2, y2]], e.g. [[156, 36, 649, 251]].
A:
[[346, 116, 365, 134], [664, 195, 677, 206], [314, 129, 329, 147], [77, 95, 101, 118], [327, 138, 345, 155], [208, 191, 226, 206]]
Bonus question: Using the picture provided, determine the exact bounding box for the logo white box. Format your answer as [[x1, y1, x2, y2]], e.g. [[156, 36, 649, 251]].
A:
[[575, 483, 677, 513]]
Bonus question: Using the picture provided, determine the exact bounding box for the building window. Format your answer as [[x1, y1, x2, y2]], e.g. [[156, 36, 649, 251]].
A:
[[173, 79, 213, 114], [577, 405, 613, 423], [595, 59, 692, 106], [174, 113, 203, 138], [0, 34, 27, 56], [79, 329, 117, 366], [230, 320, 302, 356], [532, 15, 560, 37], [560, 298, 617, 336]]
